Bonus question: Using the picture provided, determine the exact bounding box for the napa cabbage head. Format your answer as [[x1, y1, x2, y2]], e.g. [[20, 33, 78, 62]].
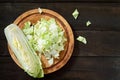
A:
[[4, 24, 44, 78]]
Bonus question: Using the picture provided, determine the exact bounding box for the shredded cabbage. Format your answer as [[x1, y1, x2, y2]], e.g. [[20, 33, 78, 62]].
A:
[[22, 18, 67, 65]]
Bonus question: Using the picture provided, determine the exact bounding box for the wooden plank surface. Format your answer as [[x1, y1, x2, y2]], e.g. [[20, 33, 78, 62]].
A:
[[74, 31, 120, 56], [1, 3, 120, 48], [1, 31, 120, 56], [1, 57, 120, 80], [0, 3, 120, 31], [0, 1, 120, 80], [0, 0, 120, 3]]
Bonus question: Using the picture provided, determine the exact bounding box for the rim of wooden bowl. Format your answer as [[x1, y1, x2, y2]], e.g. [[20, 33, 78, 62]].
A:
[[8, 8, 74, 74]]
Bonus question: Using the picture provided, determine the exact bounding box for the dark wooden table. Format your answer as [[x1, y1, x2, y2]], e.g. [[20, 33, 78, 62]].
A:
[[1, 0, 120, 80]]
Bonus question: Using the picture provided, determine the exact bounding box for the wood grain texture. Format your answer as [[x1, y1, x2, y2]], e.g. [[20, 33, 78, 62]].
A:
[[1, 31, 120, 56], [1, 57, 120, 80], [0, 0, 120, 3], [0, 3, 120, 31], [74, 31, 120, 56]]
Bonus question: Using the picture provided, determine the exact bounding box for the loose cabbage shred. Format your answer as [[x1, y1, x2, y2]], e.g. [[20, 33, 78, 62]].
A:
[[77, 36, 87, 44], [72, 9, 79, 19]]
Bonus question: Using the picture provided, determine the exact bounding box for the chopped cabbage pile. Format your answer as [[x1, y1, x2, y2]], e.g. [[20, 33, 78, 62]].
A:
[[22, 18, 67, 65]]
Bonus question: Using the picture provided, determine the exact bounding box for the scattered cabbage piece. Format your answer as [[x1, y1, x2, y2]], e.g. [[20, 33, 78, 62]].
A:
[[38, 7, 42, 14], [4, 24, 44, 78], [77, 36, 87, 44], [72, 9, 79, 19], [48, 58, 54, 66], [86, 20, 91, 26], [22, 18, 67, 65]]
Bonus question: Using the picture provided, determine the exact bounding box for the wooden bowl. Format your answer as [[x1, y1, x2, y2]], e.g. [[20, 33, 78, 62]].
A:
[[8, 8, 74, 74]]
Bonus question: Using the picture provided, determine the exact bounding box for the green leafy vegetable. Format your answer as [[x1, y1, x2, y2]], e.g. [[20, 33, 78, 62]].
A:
[[22, 18, 67, 65], [4, 24, 44, 78], [77, 36, 87, 44], [72, 9, 79, 19], [38, 8, 42, 14], [86, 20, 91, 27]]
